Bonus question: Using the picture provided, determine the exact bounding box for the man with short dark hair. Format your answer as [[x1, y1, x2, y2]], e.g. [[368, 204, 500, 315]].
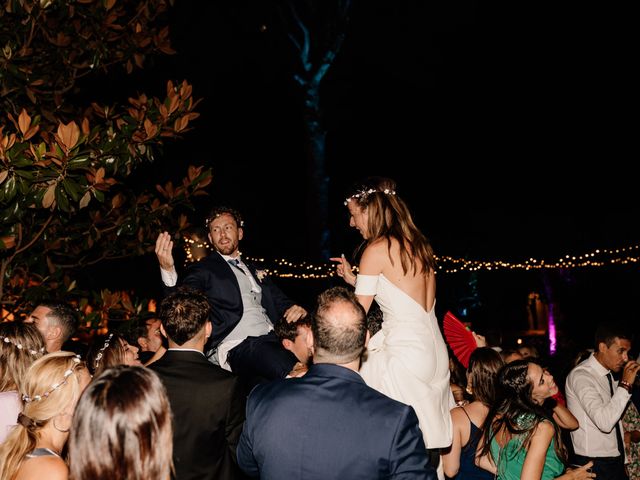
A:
[[25, 302, 77, 353], [150, 287, 246, 480], [274, 316, 312, 366], [566, 323, 640, 479], [126, 315, 165, 365], [237, 287, 436, 480]]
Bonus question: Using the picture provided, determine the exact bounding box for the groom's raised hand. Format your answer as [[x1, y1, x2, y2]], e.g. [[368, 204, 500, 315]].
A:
[[155, 232, 175, 271]]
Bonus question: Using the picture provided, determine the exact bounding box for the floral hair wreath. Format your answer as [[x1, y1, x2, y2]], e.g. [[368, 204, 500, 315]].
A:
[[0, 335, 45, 356], [205, 207, 245, 229], [94, 332, 114, 370], [344, 188, 396, 206], [22, 355, 82, 403]]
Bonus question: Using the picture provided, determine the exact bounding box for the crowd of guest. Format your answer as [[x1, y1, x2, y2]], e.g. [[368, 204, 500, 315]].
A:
[[5, 288, 640, 480], [1, 179, 640, 479]]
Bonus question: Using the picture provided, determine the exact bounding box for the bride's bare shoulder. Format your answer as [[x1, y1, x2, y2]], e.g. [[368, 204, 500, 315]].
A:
[[362, 239, 394, 261]]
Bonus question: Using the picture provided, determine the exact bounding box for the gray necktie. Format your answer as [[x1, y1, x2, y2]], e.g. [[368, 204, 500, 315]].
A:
[[228, 258, 260, 292], [228, 258, 243, 272]]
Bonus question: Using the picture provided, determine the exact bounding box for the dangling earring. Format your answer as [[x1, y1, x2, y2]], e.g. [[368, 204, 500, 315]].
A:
[[465, 384, 473, 395], [53, 413, 71, 433]]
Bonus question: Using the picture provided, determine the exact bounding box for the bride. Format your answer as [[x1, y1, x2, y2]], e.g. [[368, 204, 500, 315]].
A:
[[332, 177, 453, 461]]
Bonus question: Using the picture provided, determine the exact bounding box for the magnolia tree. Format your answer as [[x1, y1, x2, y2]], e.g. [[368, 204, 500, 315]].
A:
[[0, 0, 211, 327]]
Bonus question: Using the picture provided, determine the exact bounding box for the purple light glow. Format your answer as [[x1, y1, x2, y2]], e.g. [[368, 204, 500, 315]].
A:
[[548, 303, 556, 355]]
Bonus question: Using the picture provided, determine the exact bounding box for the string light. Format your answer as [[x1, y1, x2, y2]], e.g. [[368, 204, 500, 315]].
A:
[[182, 239, 640, 278]]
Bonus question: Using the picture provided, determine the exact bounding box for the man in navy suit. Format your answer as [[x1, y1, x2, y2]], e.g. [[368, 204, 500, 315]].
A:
[[236, 287, 437, 480], [155, 206, 307, 381]]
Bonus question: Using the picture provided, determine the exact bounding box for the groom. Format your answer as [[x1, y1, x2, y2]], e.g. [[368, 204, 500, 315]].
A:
[[155, 206, 307, 381]]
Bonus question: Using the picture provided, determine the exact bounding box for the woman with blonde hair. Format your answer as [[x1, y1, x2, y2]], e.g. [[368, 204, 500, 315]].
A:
[[0, 351, 90, 480], [0, 322, 46, 443], [85, 332, 142, 377], [332, 176, 452, 461], [69, 366, 173, 480]]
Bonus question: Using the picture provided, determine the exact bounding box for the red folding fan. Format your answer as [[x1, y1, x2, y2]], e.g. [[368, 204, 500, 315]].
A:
[[443, 311, 478, 369]]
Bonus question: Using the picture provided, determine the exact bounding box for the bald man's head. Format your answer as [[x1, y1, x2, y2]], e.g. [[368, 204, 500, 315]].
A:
[[312, 287, 367, 364]]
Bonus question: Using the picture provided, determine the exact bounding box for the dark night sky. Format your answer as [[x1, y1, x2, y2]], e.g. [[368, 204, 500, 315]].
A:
[[143, 0, 638, 258], [91, 1, 639, 345]]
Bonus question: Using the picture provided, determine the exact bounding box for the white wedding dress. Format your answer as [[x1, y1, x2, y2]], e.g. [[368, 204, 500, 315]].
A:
[[356, 274, 453, 449]]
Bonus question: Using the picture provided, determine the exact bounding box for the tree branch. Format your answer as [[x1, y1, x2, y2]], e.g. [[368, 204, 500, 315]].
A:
[[15, 214, 54, 255], [285, 0, 312, 72]]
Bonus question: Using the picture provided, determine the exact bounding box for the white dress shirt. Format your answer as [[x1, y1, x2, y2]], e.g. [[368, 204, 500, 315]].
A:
[[160, 264, 178, 286], [565, 353, 631, 459]]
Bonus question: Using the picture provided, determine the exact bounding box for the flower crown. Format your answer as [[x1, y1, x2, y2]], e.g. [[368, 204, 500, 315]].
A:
[[93, 333, 114, 370], [0, 335, 45, 356], [205, 210, 244, 228], [22, 355, 82, 403], [344, 188, 396, 206]]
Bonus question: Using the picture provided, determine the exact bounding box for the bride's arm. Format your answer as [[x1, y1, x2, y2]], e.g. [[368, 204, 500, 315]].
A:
[[355, 245, 384, 312]]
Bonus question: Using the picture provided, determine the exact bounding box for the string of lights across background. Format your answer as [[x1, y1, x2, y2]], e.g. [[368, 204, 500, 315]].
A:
[[183, 237, 640, 279]]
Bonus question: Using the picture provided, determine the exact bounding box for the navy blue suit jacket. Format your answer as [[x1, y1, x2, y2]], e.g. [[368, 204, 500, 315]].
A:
[[171, 253, 293, 349], [237, 364, 437, 480]]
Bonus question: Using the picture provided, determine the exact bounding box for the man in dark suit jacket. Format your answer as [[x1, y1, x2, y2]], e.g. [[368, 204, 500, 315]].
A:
[[155, 206, 307, 381], [150, 288, 247, 480], [236, 287, 437, 480]]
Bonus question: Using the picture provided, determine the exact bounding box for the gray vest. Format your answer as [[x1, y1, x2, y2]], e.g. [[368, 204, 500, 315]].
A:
[[223, 264, 272, 345]]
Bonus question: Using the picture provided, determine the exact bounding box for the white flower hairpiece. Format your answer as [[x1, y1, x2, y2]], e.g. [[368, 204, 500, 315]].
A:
[[94, 333, 114, 369], [0, 335, 45, 356], [22, 355, 82, 403], [344, 188, 396, 206], [205, 213, 244, 228]]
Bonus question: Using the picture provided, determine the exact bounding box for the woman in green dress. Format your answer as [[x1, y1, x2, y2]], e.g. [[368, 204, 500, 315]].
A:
[[476, 360, 595, 480]]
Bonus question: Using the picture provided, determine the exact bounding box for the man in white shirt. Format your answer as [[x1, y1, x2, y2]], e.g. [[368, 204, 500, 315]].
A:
[[566, 324, 640, 480], [155, 206, 307, 382]]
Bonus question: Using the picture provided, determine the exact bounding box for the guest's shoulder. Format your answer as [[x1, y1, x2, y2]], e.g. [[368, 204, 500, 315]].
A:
[[18, 455, 68, 480], [202, 361, 239, 379], [247, 378, 291, 402], [185, 254, 222, 273], [568, 357, 594, 376]]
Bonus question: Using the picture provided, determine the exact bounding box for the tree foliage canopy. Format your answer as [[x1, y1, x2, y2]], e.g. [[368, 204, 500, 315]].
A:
[[0, 0, 211, 326]]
